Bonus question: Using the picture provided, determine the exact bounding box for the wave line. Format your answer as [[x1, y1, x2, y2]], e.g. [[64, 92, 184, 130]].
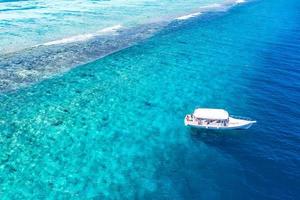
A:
[[41, 25, 123, 46]]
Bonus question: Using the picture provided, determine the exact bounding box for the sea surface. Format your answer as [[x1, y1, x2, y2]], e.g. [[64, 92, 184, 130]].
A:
[[0, 0, 300, 199]]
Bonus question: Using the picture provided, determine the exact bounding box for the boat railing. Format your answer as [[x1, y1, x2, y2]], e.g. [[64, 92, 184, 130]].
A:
[[230, 115, 253, 121]]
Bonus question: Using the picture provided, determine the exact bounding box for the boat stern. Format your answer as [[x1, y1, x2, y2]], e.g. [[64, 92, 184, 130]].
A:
[[184, 114, 192, 126]]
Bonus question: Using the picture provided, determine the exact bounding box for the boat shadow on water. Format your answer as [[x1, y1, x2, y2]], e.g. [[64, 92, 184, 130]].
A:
[[187, 127, 252, 149]]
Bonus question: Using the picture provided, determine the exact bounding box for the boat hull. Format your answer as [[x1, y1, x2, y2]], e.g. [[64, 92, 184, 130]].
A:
[[184, 116, 256, 130]]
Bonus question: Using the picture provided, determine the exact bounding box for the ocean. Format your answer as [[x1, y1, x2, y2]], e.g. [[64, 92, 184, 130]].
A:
[[0, 0, 299, 199]]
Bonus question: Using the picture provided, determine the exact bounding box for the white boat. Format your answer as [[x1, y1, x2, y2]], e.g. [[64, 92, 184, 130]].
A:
[[184, 108, 256, 130]]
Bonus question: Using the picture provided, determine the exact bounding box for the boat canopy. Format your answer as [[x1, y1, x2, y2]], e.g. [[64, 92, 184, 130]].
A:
[[193, 108, 229, 120]]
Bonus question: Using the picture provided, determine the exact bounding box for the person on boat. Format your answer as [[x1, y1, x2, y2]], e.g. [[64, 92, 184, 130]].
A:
[[186, 115, 190, 121], [223, 120, 228, 126]]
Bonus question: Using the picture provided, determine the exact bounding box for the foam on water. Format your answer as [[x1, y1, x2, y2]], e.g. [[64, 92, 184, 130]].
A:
[[236, 0, 246, 4], [176, 12, 203, 20], [175, 1, 247, 21], [41, 25, 123, 46]]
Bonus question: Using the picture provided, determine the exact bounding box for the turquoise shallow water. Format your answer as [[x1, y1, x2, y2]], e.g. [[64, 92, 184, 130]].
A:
[[1, 0, 300, 199]]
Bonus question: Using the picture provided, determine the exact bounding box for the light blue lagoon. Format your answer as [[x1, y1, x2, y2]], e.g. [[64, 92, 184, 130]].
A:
[[1, 0, 232, 54]]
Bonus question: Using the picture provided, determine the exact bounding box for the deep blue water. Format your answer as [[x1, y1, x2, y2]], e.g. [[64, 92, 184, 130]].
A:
[[0, 0, 300, 199]]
